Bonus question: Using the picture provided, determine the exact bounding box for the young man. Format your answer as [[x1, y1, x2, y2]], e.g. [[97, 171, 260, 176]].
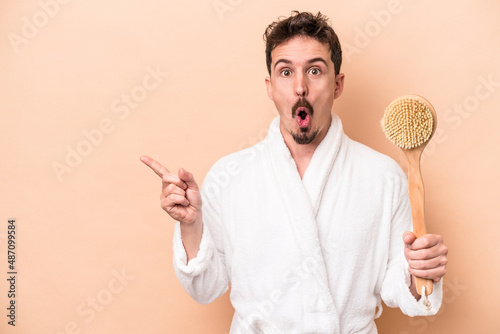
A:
[[141, 11, 448, 333]]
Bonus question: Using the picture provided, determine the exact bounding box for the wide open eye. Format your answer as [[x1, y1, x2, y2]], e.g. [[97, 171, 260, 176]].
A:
[[280, 69, 292, 77], [309, 68, 321, 75]]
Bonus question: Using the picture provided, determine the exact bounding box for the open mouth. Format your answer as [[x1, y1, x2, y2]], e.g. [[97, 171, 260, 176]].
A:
[[296, 107, 310, 128], [292, 99, 313, 129]]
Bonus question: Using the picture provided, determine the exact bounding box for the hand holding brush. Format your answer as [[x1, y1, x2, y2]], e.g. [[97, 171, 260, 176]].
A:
[[381, 95, 448, 310]]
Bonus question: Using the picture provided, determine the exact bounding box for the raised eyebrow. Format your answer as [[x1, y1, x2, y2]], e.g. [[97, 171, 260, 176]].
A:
[[273, 57, 328, 71], [273, 59, 292, 70], [307, 57, 328, 66]]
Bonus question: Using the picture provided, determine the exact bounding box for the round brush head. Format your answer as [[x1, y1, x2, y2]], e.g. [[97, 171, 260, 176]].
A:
[[381, 95, 436, 149]]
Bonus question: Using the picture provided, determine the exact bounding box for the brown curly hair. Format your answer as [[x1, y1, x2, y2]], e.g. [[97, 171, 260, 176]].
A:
[[264, 11, 342, 75]]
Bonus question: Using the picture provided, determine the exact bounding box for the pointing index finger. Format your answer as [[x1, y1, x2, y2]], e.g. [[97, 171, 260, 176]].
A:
[[140, 155, 170, 178]]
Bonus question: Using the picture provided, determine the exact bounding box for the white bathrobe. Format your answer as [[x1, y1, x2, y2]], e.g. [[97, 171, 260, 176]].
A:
[[173, 115, 443, 333]]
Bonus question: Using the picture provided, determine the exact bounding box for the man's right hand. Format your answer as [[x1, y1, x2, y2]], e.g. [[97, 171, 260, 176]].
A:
[[141, 155, 203, 262], [140, 155, 202, 226]]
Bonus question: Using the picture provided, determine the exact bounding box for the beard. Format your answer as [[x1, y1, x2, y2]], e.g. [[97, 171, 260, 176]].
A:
[[290, 128, 319, 145], [290, 98, 317, 145]]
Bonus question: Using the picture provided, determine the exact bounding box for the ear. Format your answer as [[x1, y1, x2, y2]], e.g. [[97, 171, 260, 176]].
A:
[[265, 76, 274, 101], [333, 73, 345, 99]]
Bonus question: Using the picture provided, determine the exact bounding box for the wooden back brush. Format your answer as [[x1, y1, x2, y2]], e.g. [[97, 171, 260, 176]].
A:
[[381, 95, 437, 308]]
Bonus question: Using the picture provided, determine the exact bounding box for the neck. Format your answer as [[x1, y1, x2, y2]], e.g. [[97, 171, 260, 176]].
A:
[[281, 118, 332, 179]]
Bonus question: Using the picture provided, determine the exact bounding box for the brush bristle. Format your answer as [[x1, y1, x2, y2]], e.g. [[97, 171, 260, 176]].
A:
[[381, 96, 434, 149]]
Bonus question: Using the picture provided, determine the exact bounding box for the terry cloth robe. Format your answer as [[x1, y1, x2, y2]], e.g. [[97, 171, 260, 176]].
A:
[[172, 114, 443, 334]]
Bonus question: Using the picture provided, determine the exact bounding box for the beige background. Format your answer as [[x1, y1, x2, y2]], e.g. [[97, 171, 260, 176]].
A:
[[1, 0, 499, 333]]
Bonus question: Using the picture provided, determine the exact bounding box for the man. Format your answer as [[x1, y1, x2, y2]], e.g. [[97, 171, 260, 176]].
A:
[[141, 11, 448, 333]]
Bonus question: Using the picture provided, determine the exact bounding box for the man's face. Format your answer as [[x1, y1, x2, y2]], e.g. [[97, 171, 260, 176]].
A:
[[265, 36, 344, 146]]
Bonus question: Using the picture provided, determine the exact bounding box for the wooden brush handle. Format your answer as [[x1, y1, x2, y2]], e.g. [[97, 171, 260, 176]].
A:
[[405, 149, 434, 296]]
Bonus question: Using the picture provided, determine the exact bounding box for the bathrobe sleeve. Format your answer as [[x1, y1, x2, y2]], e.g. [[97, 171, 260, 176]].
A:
[[380, 172, 443, 316], [171, 177, 229, 305]]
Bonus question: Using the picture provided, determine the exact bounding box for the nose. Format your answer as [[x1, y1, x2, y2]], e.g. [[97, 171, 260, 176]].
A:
[[294, 73, 308, 97]]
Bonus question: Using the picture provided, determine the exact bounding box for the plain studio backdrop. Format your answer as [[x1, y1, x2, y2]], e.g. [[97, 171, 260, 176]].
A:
[[1, 0, 499, 333]]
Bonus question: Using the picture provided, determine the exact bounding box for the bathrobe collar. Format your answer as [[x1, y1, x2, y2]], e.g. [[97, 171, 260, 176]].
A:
[[267, 114, 344, 215], [265, 114, 345, 332]]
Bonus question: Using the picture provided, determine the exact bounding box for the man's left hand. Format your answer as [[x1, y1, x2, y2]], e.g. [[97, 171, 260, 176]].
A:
[[403, 232, 448, 283]]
